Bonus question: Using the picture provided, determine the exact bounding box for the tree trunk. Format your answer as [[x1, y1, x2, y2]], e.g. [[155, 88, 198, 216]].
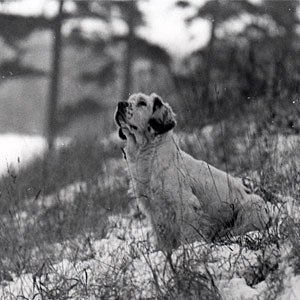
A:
[[122, 0, 135, 100], [46, 0, 64, 150], [203, 8, 218, 116]]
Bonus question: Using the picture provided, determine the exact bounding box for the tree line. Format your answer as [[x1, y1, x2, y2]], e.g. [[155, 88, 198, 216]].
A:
[[0, 0, 299, 146]]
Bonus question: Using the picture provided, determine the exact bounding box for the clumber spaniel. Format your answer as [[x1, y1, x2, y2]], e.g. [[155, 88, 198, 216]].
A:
[[115, 93, 270, 250]]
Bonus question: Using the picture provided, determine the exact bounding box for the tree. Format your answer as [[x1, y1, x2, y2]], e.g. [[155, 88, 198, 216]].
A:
[[177, 0, 260, 115], [0, 11, 52, 81], [0, 12, 52, 49], [101, 0, 145, 99], [72, 0, 171, 99], [46, 0, 65, 151], [118, 0, 137, 99], [70, 0, 142, 99], [260, 0, 300, 97]]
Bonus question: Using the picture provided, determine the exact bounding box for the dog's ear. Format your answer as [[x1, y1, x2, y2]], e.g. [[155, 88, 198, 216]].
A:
[[118, 128, 127, 140], [149, 94, 176, 134], [152, 94, 163, 112]]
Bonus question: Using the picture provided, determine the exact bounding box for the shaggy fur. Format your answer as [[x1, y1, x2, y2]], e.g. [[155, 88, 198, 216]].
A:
[[115, 93, 270, 250]]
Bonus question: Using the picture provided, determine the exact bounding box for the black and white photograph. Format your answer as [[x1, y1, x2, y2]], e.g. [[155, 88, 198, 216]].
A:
[[0, 0, 299, 299]]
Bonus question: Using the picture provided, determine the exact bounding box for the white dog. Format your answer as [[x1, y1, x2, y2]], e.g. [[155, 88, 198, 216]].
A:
[[115, 93, 270, 250]]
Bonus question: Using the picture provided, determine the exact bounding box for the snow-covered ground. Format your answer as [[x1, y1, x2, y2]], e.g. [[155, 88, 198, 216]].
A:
[[0, 214, 300, 300], [0, 132, 299, 299], [0, 134, 70, 175], [1, 130, 298, 177], [0, 134, 46, 175]]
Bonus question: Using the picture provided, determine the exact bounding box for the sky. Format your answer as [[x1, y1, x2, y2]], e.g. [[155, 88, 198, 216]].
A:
[[0, 0, 211, 58]]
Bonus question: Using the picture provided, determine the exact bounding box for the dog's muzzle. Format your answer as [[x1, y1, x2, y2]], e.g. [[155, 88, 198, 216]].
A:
[[115, 101, 128, 126]]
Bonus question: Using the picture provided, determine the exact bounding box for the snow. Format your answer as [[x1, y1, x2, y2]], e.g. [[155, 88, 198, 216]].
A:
[[0, 132, 299, 299], [0, 131, 124, 178], [278, 272, 300, 300], [285, 275, 300, 300], [0, 134, 70, 176], [219, 278, 265, 300], [0, 134, 46, 175], [1, 213, 300, 300], [0, 273, 34, 300]]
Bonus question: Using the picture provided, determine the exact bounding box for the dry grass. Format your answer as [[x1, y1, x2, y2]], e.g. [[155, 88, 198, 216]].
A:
[[0, 104, 299, 299]]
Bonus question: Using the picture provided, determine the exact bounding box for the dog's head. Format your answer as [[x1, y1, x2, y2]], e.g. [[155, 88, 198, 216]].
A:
[[115, 93, 176, 143]]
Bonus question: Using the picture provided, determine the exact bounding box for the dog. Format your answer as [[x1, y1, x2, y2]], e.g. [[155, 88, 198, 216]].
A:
[[115, 93, 270, 250]]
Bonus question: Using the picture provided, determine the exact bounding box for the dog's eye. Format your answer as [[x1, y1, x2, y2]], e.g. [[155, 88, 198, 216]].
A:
[[137, 101, 147, 107], [130, 125, 138, 130]]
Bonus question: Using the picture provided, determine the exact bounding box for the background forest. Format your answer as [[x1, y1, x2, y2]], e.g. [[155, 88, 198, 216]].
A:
[[0, 0, 299, 139]]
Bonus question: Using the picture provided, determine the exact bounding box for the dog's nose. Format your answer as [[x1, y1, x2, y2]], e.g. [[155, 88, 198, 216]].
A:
[[118, 101, 129, 109]]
